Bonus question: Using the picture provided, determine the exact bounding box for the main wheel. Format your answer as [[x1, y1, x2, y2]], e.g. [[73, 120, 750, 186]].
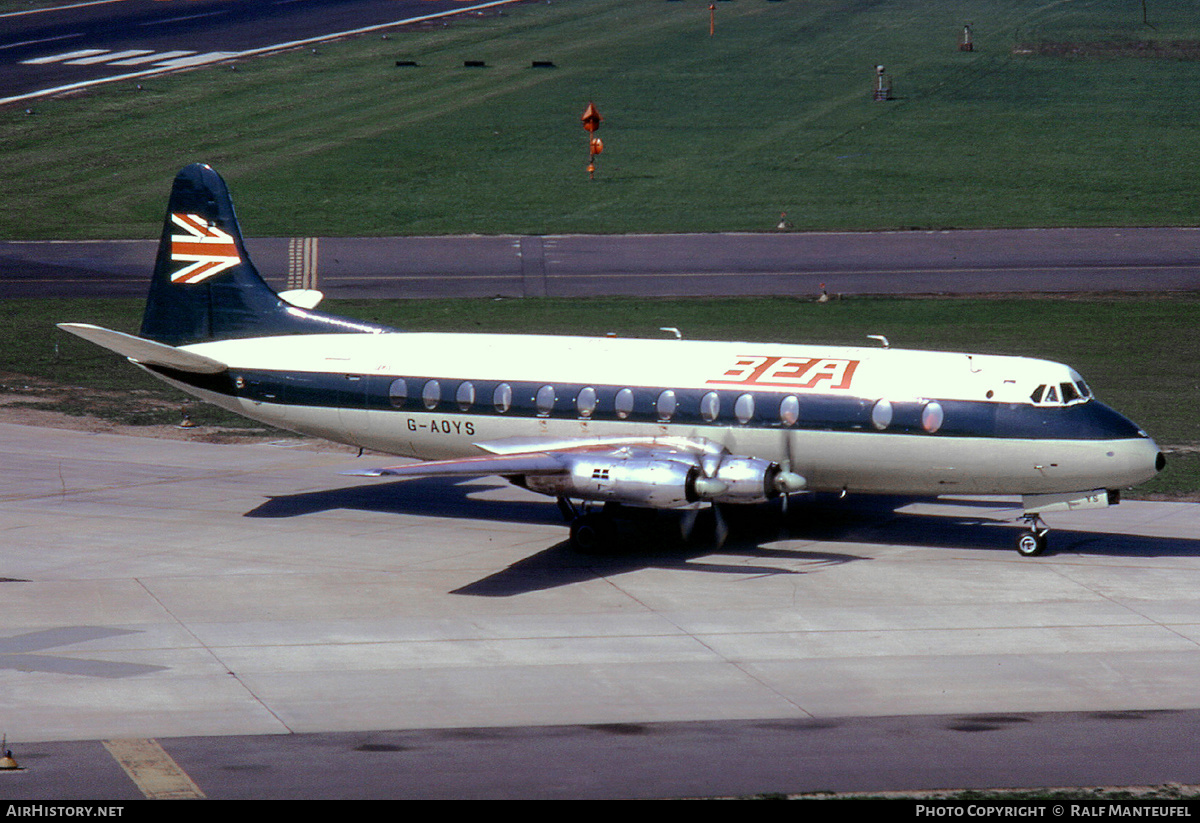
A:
[[1015, 530, 1047, 557], [569, 514, 612, 554]]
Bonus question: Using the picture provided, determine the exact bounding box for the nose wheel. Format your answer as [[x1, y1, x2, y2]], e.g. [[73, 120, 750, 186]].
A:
[[1015, 515, 1049, 557]]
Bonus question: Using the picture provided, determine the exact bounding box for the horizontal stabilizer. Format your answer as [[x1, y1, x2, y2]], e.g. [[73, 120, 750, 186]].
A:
[[277, 289, 324, 309], [57, 323, 227, 374]]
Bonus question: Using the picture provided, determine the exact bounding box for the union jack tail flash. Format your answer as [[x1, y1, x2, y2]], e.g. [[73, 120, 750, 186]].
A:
[[169, 212, 239, 284]]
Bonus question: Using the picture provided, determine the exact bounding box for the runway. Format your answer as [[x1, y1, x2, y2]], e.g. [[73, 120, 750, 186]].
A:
[[4, 226, 1200, 299], [1, 421, 1198, 798], [0, 0, 528, 106]]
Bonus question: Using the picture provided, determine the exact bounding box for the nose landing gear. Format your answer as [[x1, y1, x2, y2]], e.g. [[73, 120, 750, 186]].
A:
[[1016, 514, 1050, 557]]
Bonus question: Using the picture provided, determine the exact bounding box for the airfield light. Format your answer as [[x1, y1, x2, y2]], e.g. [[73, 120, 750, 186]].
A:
[[873, 65, 893, 101]]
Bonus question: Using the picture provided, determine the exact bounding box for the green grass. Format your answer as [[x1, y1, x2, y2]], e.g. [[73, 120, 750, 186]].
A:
[[12, 294, 1197, 496], [4, 0, 1200, 238]]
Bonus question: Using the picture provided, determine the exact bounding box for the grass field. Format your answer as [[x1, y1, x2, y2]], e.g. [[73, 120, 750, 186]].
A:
[[4, 0, 1200, 237]]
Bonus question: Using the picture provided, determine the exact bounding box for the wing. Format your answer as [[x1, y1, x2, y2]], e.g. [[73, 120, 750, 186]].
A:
[[343, 450, 568, 479], [345, 435, 804, 511], [342, 435, 713, 479]]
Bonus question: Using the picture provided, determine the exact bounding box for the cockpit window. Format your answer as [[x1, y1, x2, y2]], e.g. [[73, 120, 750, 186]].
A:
[[1031, 380, 1090, 406]]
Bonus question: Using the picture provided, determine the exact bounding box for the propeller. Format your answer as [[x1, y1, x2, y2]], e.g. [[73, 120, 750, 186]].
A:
[[775, 428, 806, 517], [681, 435, 805, 548], [681, 439, 731, 546]]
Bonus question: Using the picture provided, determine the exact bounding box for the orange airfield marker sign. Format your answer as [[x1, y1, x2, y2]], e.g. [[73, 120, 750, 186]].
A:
[[582, 102, 603, 179]]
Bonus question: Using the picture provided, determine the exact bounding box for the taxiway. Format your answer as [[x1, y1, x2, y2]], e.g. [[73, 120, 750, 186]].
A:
[[0, 421, 1197, 797], [3, 227, 1200, 299]]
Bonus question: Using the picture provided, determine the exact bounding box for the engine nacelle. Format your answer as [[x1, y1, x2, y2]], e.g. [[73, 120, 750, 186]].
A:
[[523, 455, 701, 509], [521, 451, 806, 510]]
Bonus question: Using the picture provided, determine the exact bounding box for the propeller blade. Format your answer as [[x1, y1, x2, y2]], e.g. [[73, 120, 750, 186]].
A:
[[700, 443, 727, 479], [713, 504, 729, 548], [680, 507, 700, 541]]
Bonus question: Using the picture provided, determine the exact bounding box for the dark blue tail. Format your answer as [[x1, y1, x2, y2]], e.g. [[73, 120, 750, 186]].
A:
[[139, 164, 391, 345]]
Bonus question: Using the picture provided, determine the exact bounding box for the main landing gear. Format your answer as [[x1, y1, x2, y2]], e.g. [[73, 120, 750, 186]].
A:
[[569, 511, 614, 554], [559, 497, 621, 554], [1015, 514, 1050, 557], [558, 498, 677, 555]]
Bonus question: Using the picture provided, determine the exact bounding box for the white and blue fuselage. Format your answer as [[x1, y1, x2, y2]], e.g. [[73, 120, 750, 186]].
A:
[[154, 330, 1161, 499]]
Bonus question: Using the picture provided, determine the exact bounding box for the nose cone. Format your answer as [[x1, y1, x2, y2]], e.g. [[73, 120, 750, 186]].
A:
[[1094, 401, 1164, 488], [1118, 434, 1164, 488]]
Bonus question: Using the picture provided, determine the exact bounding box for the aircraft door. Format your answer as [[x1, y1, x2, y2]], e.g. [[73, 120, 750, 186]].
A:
[[337, 373, 374, 439]]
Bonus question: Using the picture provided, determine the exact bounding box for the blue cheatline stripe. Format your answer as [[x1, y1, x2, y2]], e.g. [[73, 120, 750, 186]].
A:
[[149, 365, 1147, 442]]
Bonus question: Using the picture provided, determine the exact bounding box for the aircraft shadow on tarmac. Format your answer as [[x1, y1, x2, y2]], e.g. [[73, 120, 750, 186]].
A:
[[243, 477, 1200, 597], [0, 626, 168, 679]]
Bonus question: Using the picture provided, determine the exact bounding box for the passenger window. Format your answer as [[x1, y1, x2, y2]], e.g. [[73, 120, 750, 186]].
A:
[[779, 395, 799, 426], [735, 393, 755, 424], [576, 386, 597, 418], [493, 383, 512, 413], [700, 391, 720, 423], [921, 401, 944, 433], [388, 378, 408, 409], [456, 381, 475, 411], [536, 385, 556, 416], [615, 388, 635, 419], [422, 379, 440, 410], [871, 399, 893, 431], [656, 390, 677, 422]]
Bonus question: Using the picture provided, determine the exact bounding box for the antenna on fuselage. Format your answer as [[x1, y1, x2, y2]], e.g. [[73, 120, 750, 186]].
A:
[[868, 335, 890, 348]]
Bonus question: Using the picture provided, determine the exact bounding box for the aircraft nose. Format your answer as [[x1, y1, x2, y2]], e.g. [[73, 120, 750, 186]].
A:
[[1115, 436, 1164, 488]]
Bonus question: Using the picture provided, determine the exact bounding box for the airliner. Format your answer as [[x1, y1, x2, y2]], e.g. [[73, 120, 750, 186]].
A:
[[59, 164, 1165, 556]]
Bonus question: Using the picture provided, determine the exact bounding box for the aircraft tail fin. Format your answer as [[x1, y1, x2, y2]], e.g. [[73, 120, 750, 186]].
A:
[[139, 163, 390, 345]]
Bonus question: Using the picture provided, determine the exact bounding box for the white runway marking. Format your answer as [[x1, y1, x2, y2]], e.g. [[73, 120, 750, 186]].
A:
[[65, 49, 153, 65], [19, 48, 106, 64], [21, 47, 239, 71], [108, 50, 196, 67]]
